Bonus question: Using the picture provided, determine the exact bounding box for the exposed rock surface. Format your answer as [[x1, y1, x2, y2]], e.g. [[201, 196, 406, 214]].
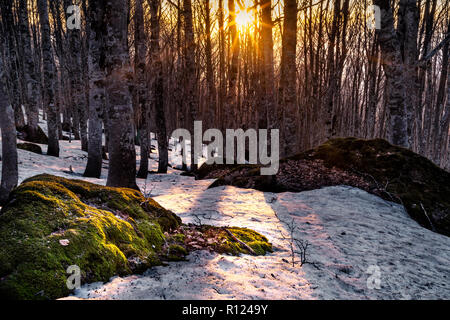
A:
[[17, 143, 43, 155], [16, 125, 48, 144]]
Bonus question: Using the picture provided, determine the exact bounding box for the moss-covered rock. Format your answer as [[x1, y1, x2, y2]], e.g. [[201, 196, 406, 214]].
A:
[[179, 225, 273, 256], [218, 227, 273, 256], [308, 138, 450, 236], [17, 143, 43, 155], [200, 138, 450, 237], [0, 174, 272, 300], [173, 233, 186, 243], [0, 174, 180, 300], [17, 125, 48, 145], [167, 244, 189, 261], [194, 161, 257, 180]]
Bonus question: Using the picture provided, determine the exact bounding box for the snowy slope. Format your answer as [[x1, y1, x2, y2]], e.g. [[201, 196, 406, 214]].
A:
[[1, 122, 449, 299], [71, 184, 450, 300]]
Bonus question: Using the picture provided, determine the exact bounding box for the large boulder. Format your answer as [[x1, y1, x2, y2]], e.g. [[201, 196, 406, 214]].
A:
[[17, 143, 43, 155], [200, 138, 450, 237], [0, 175, 272, 300], [0, 174, 180, 299], [17, 125, 48, 145]]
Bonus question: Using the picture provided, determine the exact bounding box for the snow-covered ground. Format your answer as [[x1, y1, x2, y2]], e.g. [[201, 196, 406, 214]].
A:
[[1, 120, 449, 299]]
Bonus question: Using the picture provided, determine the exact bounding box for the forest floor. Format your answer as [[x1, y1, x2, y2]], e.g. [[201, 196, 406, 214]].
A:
[[1, 119, 449, 299]]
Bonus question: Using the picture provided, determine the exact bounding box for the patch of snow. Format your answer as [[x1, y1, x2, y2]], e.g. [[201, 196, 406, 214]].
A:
[[73, 184, 450, 300], [270, 187, 450, 299]]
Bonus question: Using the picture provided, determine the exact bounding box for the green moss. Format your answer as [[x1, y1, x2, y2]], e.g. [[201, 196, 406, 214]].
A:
[[214, 227, 273, 256], [0, 174, 275, 299], [227, 227, 273, 255], [22, 174, 181, 231], [137, 221, 166, 250], [167, 244, 188, 261], [173, 233, 186, 244], [0, 174, 181, 300]]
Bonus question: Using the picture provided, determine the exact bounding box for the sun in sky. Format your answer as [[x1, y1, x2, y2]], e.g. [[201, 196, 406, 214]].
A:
[[235, 9, 253, 28]]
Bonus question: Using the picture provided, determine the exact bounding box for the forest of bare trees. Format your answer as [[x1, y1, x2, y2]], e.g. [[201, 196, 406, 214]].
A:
[[1, 0, 449, 199], [1, 0, 450, 302]]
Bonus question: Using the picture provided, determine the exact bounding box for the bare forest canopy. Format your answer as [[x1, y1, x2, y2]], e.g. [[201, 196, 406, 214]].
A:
[[0, 0, 449, 195]]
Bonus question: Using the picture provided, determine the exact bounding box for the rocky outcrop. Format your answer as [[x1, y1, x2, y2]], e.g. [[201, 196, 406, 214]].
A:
[[17, 143, 43, 154], [198, 138, 450, 237], [17, 125, 48, 144]]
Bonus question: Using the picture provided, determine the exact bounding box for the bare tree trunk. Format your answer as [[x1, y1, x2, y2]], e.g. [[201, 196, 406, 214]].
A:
[[279, 0, 298, 157], [217, 0, 226, 129], [438, 45, 450, 167], [324, 0, 341, 141], [227, 0, 239, 132], [64, 0, 88, 151], [398, 0, 419, 149], [204, 0, 216, 129], [0, 58, 18, 205], [374, 0, 409, 148], [136, 0, 150, 179], [365, 38, 381, 138], [104, 0, 137, 189], [183, 0, 199, 171], [81, 0, 90, 147], [260, 0, 276, 130], [433, 23, 450, 164], [418, 0, 437, 154], [50, 0, 68, 141], [84, 0, 105, 178], [37, 0, 60, 157], [18, 0, 39, 138], [0, 0, 24, 131], [149, 0, 168, 173]]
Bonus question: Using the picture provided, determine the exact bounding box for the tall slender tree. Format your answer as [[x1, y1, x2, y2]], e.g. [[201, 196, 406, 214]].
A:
[[0, 57, 18, 205], [227, 0, 239, 133], [217, 0, 226, 129], [84, 0, 106, 178], [279, 0, 298, 157], [150, 0, 169, 173], [37, 0, 60, 156], [136, 0, 150, 178], [374, 0, 409, 147], [398, 0, 419, 149], [260, 0, 276, 130], [18, 0, 40, 139], [433, 23, 450, 164], [104, 0, 138, 189], [0, 0, 24, 130], [64, 0, 88, 151], [204, 0, 216, 129], [183, 0, 199, 170]]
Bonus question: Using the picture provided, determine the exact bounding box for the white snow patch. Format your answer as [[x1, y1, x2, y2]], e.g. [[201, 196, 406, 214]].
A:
[[72, 184, 450, 300]]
